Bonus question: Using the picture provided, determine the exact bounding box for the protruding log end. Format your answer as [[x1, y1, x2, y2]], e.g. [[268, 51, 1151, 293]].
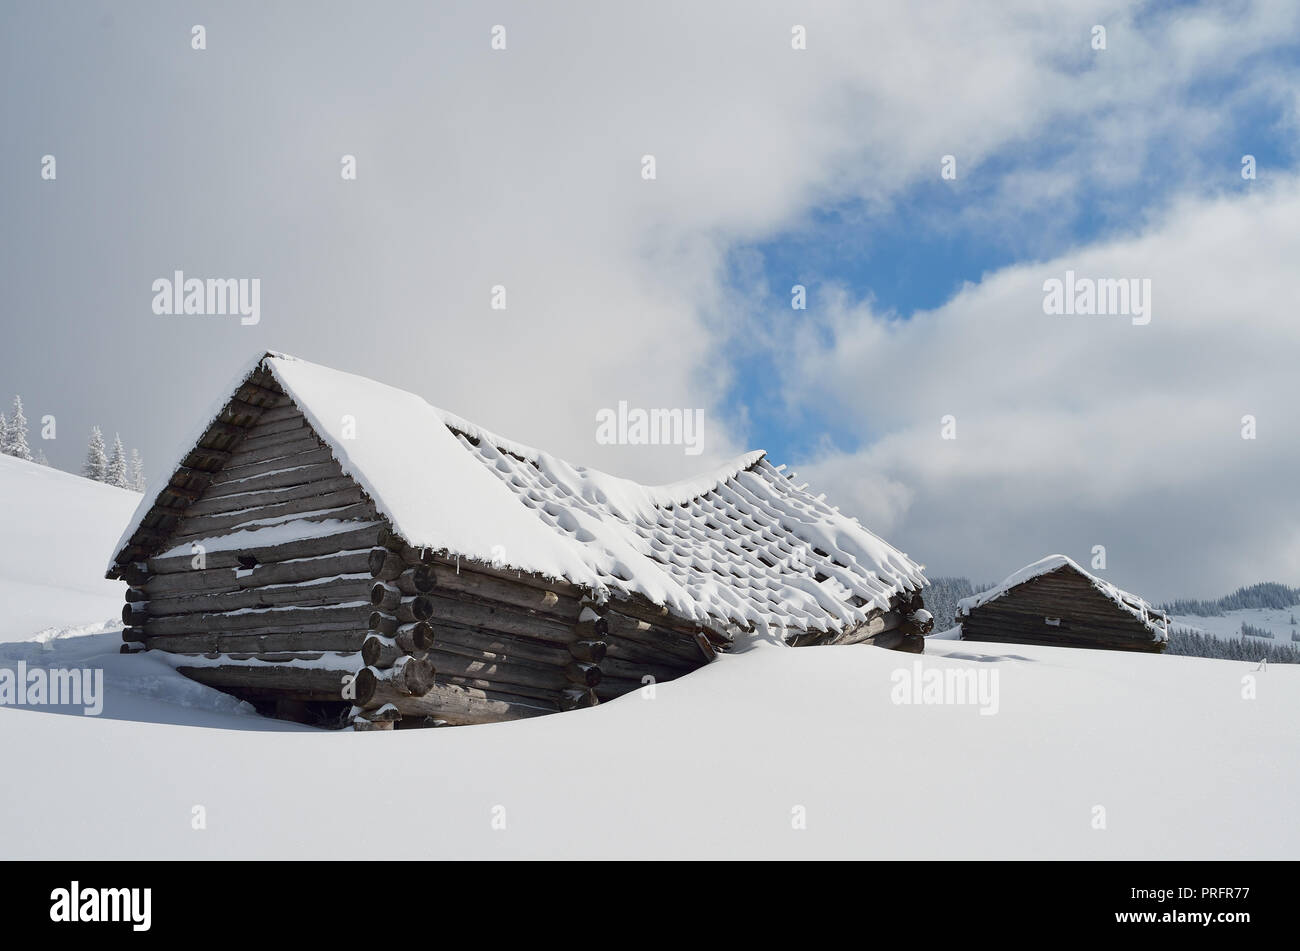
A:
[[412, 564, 437, 593], [354, 666, 380, 706], [560, 687, 599, 711], [370, 582, 401, 611], [395, 622, 437, 654], [391, 655, 437, 697], [897, 633, 926, 654], [565, 661, 602, 687], [568, 639, 608, 664], [409, 596, 434, 622], [120, 564, 149, 586], [902, 608, 934, 637], [376, 526, 406, 553], [574, 617, 609, 639], [362, 635, 401, 669], [368, 548, 405, 581]]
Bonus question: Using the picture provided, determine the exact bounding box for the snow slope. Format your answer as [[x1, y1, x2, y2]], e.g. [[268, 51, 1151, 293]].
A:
[[1174, 607, 1300, 644], [0, 455, 141, 639], [0, 630, 1296, 859]]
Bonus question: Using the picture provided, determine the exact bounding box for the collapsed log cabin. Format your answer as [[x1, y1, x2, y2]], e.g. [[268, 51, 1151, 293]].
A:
[[957, 555, 1169, 653], [107, 352, 931, 730]]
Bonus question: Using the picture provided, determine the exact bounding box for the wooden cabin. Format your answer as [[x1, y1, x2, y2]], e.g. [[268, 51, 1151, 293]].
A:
[[957, 555, 1169, 652], [107, 352, 931, 730]]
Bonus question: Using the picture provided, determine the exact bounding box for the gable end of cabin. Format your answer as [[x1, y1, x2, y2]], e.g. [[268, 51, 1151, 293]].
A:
[[960, 567, 1167, 653]]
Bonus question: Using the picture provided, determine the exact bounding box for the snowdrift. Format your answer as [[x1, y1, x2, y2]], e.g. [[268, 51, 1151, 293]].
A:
[[0, 633, 1296, 858]]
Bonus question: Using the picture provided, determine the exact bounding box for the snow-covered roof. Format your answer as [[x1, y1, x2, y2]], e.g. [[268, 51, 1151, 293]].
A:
[[111, 352, 927, 635], [957, 555, 1169, 641]]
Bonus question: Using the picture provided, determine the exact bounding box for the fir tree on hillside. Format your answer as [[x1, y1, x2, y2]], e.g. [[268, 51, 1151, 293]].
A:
[[106, 433, 128, 488], [1, 395, 33, 461], [916, 576, 998, 632], [924, 577, 977, 631], [0, 413, 7, 452], [83, 426, 108, 482], [1241, 621, 1274, 640], [1167, 629, 1300, 664], [128, 448, 146, 492], [1162, 582, 1300, 615]]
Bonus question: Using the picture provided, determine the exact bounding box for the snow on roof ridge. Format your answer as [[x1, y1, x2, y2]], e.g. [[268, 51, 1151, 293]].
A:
[[957, 554, 1169, 640]]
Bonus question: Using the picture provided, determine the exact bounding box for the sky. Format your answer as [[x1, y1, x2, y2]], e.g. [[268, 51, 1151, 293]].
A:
[[2, 1, 1298, 602]]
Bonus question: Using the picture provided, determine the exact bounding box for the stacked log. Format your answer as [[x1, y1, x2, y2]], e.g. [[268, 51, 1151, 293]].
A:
[[561, 604, 606, 711], [593, 606, 712, 702], [353, 537, 578, 724], [787, 590, 929, 652], [355, 676, 553, 726], [361, 533, 715, 718], [108, 374, 319, 570], [115, 394, 384, 714], [960, 569, 1166, 653], [353, 703, 401, 732], [179, 665, 358, 702]]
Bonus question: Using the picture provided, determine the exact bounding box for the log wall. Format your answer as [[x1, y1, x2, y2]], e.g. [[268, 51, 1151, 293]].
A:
[[959, 569, 1167, 653], [350, 532, 713, 727], [788, 589, 928, 652], [120, 386, 382, 720]]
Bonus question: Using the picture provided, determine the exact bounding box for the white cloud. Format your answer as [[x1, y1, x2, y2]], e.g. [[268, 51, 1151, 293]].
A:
[[789, 179, 1300, 600]]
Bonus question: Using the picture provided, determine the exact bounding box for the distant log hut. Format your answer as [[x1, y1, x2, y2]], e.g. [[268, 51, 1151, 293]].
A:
[[107, 352, 930, 729], [957, 555, 1169, 653]]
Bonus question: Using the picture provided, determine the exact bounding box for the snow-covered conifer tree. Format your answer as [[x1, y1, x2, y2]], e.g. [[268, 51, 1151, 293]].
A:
[[106, 433, 129, 488], [2, 396, 33, 461], [83, 426, 108, 481], [129, 448, 146, 492]]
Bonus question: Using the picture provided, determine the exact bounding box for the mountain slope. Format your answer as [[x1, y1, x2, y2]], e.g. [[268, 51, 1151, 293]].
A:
[[0, 454, 141, 638]]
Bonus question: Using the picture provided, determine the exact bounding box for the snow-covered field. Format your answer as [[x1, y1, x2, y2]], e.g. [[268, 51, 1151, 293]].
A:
[[1174, 607, 1300, 644], [1, 454, 1297, 859], [0, 454, 141, 637]]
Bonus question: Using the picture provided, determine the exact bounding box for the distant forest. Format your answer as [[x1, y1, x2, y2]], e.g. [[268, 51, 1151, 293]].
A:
[[1159, 582, 1300, 616], [925, 577, 993, 632], [1166, 629, 1300, 664]]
